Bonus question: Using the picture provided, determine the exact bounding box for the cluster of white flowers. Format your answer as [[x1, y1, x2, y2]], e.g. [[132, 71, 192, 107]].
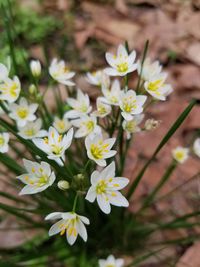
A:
[[3, 43, 193, 251]]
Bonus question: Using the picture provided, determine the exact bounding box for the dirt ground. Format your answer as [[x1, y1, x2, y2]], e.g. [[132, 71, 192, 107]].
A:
[[1, 0, 200, 266]]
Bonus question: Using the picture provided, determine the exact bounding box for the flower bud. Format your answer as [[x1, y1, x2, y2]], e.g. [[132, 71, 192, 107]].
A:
[[57, 180, 70, 190], [29, 84, 37, 95], [30, 60, 41, 77], [144, 118, 161, 131]]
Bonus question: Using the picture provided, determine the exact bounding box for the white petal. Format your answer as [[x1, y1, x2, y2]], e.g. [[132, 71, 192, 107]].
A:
[[48, 219, 65, 236], [85, 187, 96, 203], [45, 212, 63, 220], [97, 194, 111, 214]]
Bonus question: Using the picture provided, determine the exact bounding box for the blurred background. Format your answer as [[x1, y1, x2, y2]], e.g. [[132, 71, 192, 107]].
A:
[[0, 0, 200, 266]]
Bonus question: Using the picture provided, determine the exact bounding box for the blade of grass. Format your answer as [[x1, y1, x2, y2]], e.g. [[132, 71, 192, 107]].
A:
[[127, 99, 198, 200]]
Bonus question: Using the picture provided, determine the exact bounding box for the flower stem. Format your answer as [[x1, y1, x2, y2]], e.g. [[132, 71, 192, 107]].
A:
[[72, 193, 79, 212]]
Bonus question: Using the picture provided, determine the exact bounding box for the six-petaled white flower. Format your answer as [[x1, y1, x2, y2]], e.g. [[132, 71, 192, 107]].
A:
[[85, 133, 116, 167], [144, 73, 173, 101], [18, 119, 47, 140], [9, 97, 38, 127], [100, 79, 121, 106], [30, 60, 41, 78], [86, 162, 129, 214], [0, 132, 9, 153], [119, 90, 147, 121], [53, 116, 71, 134], [45, 211, 90, 245], [105, 44, 137, 76], [0, 76, 21, 103], [137, 57, 162, 81], [33, 127, 73, 166], [93, 98, 111, 118], [71, 115, 101, 138], [49, 58, 75, 86], [172, 146, 189, 164], [122, 114, 144, 139], [193, 138, 200, 158], [86, 70, 110, 88], [17, 159, 56, 195], [65, 89, 92, 119], [99, 255, 124, 267]]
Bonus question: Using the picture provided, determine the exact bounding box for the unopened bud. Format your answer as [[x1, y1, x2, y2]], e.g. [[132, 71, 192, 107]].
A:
[[144, 118, 161, 131], [29, 84, 37, 95], [57, 180, 70, 190], [30, 60, 41, 77], [76, 174, 85, 180]]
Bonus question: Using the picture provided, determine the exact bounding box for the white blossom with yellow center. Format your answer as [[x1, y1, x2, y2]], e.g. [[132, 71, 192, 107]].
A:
[[86, 70, 110, 88], [49, 58, 75, 86], [85, 133, 116, 167], [119, 90, 147, 121], [9, 97, 38, 127], [65, 89, 92, 119], [98, 255, 124, 267], [86, 162, 129, 214], [17, 159, 56, 195], [193, 138, 200, 158], [144, 73, 173, 101], [33, 126, 73, 166], [53, 116, 71, 134], [172, 146, 189, 164], [100, 79, 121, 106], [18, 119, 47, 140], [93, 97, 111, 118], [104, 44, 137, 76], [137, 57, 162, 81], [0, 76, 21, 103], [71, 115, 101, 138], [122, 114, 144, 140], [45, 211, 89, 246], [0, 132, 9, 153]]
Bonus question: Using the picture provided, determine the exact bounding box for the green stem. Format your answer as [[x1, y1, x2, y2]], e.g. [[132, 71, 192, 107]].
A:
[[72, 193, 79, 212], [140, 160, 177, 210], [127, 99, 198, 200]]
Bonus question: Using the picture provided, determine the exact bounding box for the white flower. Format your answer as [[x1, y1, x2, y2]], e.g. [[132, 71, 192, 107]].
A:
[[86, 162, 129, 214], [137, 57, 162, 81], [172, 146, 189, 164], [33, 127, 73, 166], [99, 255, 124, 267], [9, 97, 38, 127], [122, 114, 144, 139], [30, 60, 41, 77], [85, 133, 116, 167], [93, 98, 111, 118], [0, 132, 9, 153], [100, 79, 121, 106], [104, 44, 137, 76], [144, 73, 173, 101], [45, 211, 90, 245], [17, 159, 56, 195], [53, 116, 71, 134], [64, 89, 92, 119], [86, 70, 110, 88], [71, 115, 101, 138], [49, 58, 75, 86], [119, 90, 147, 121], [0, 63, 9, 81], [18, 119, 47, 140], [0, 76, 21, 103], [193, 138, 200, 158]]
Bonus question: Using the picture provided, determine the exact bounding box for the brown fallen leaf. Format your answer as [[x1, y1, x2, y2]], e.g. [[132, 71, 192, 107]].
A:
[[176, 242, 200, 267]]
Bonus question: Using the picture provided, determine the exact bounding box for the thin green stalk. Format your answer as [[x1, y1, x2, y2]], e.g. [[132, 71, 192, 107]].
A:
[[141, 159, 177, 210], [72, 193, 79, 212], [127, 99, 198, 200], [136, 40, 149, 93]]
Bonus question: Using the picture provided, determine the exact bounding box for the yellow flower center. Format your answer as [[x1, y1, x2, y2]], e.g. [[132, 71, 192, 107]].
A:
[[96, 180, 107, 194], [116, 62, 128, 73], [106, 265, 115, 267], [98, 105, 107, 114], [24, 128, 36, 137], [57, 120, 65, 131], [51, 144, 62, 155], [84, 120, 94, 132], [175, 151, 185, 161], [17, 108, 28, 119], [123, 97, 136, 112], [37, 174, 49, 187], [59, 217, 77, 237], [90, 143, 109, 159], [126, 121, 136, 132], [0, 136, 5, 146], [9, 82, 18, 97], [79, 104, 88, 113], [148, 79, 163, 92]]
